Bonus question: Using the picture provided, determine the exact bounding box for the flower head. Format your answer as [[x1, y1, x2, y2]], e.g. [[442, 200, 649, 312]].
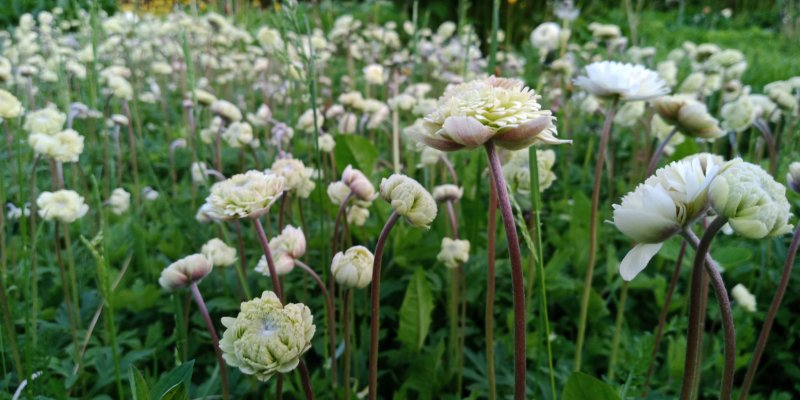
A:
[[432, 184, 463, 203], [203, 170, 285, 220], [341, 165, 376, 202], [573, 61, 669, 102], [24, 107, 66, 134], [211, 99, 243, 122], [0, 89, 23, 119], [379, 174, 437, 229], [29, 129, 85, 163], [36, 190, 89, 223], [787, 161, 800, 193], [502, 149, 557, 196], [220, 291, 315, 381], [202, 238, 237, 267], [731, 284, 756, 312], [158, 254, 213, 290], [437, 238, 470, 268], [529, 22, 561, 51], [269, 158, 315, 198], [419, 76, 566, 151], [654, 95, 724, 139], [107, 188, 131, 215], [709, 160, 792, 239], [255, 225, 306, 277], [331, 245, 374, 289]]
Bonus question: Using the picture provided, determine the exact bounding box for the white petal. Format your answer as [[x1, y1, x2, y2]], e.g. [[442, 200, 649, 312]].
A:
[[620, 242, 664, 281]]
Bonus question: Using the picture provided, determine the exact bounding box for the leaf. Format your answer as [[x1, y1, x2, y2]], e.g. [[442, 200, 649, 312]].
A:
[[334, 135, 378, 176], [151, 360, 194, 400], [128, 365, 151, 400], [562, 372, 621, 400], [397, 268, 435, 350], [159, 383, 189, 400]]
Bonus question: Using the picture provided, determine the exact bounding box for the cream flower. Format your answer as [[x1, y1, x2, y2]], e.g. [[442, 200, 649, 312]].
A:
[[613, 101, 645, 127], [530, 22, 561, 51], [108, 188, 131, 215], [297, 109, 324, 134], [36, 190, 89, 223], [203, 170, 285, 220], [220, 291, 314, 381], [419, 76, 565, 151], [327, 181, 351, 205], [502, 149, 557, 195], [347, 205, 369, 226], [654, 95, 724, 139], [269, 158, 315, 198], [432, 184, 463, 203], [29, 129, 85, 162], [437, 237, 470, 268], [331, 245, 374, 289], [573, 61, 669, 102], [720, 95, 756, 133], [24, 107, 66, 134], [211, 99, 243, 122], [0, 89, 23, 119], [787, 161, 800, 193], [709, 160, 792, 239], [363, 64, 385, 85], [341, 165, 375, 202], [731, 284, 756, 312], [191, 161, 209, 184], [613, 154, 722, 280], [380, 174, 437, 229], [158, 254, 213, 290], [201, 238, 237, 267], [255, 225, 305, 277], [318, 133, 335, 153], [222, 122, 255, 148]]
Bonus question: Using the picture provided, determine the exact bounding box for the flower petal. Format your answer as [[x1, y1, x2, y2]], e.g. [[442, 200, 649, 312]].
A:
[[493, 116, 570, 149], [442, 116, 495, 148], [620, 242, 663, 281]]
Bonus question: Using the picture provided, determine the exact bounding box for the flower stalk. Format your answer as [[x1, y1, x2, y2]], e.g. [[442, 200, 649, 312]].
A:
[[189, 282, 230, 400], [646, 127, 678, 176], [254, 217, 284, 300], [486, 176, 498, 400], [294, 259, 337, 387]]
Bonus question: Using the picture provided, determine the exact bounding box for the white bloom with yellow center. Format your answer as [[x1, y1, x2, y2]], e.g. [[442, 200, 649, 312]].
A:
[[220, 291, 315, 381], [203, 170, 285, 220], [201, 238, 237, 267], [36, 190, 89, 223], [158, 254, 213, 291], [331, 245, 374, 289], [380, 174, 437, 229], [437, 237, 470, 268], [574, 61, 669, 102]]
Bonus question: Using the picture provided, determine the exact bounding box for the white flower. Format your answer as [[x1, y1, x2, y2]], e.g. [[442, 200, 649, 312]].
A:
[[191, 162, 209, 184], [219, 291, 314, 381], [613, 101, 645, 127], [158, 254, 213, 290], [363, 64, 385, 85], [432, 184, 463, 203], [142, 186, 159, 201], [437, 237, 470, 268], [720, 95, 756, 133], [211, 100, 243, 122], [0, 89, 23, 119], [318, 134, 335, 152], [613, 154, 722, 280], [108, 188, 131, 215], [419, 76, 565, 151], [202, 170, 285, 220], [709, 160, 792, 239], [29, 129, 85, 162], [331, 245, 374, 289], [379, 174, 437, 229], [36, 190, 89, 223], [222, 122, 255, 148], [346, 205, 369, 226], [502, 148, 557, 195], [731, 284, 756, 312], [573, 61, 669, 102], [255, 225, 306, 277], [201, 238, 237, 267], [787, 161, 800, 193], [530, 22, 561, 51], [24, 107, 66, 134], [269, 158, 315, 198], [297, 109, 324, 134], [341, 165, 375, 202]]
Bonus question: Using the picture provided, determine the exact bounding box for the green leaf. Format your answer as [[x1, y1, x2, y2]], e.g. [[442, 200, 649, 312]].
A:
[[562, 372, 621, 400], [334, 135, 378, 176], [159, 384, 189, 400], [397, 268, 435, 350], [151, 360, 194, 400], [129, 365, 151, 400]]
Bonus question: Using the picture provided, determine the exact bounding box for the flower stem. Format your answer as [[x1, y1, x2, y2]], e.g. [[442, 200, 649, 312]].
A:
[[753, 118, 778, 176], [298, 360, 315, 399], [294, 260, 336, 388], [233, 220, 251, 300], [332, 193, 355, 256], [607, 281, 628, 381], [486, 176, 498, 400], [643, 240, 687, 396], [254, 217, 283, 300], [368, 211, 401, 400], [738, 223, 800, 399], [681, 218, 735, 400], [575, 98, 618, 371], [343, 289, 352, 400], [444, 199, 464, 393], [122, 100, 141, 207], [0, 273, 22, 379], [189, 282, 230, 400], [54, 223, 80, 364], [485, 141, 527, 400], [646, 127, 678, 176]]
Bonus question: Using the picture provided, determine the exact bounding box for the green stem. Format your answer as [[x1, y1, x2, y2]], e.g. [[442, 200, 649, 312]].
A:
[[607, 281, 629, 381], [487, 0, 500, 74]]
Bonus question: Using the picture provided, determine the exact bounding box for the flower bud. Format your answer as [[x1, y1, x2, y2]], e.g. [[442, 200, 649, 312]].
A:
[[201, 238, 237, 267], [255, 225, 306, 277], [210, 99, 242, 122], [432, 184, 463, 203], [158, 254, 213, 290], [710, 160, 792, 239], [731, 284, 756, 312], [437, 238, 470, 268], [787, 162, 800, 193], [341, 165, 375, 201], [220, 291, 315, 381], [331, 245, 374, 289], [379, 174, 437, 229]]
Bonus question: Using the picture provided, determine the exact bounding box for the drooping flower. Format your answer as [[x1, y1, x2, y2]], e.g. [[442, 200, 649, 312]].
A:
[[158, 254, 213, 290], [437, 237, 470, 268], [573, 61, 669, 102], [255, 225, 306, 277], [219, 291, 315, 381], [202, 170, 285, 220], [709, 160, 792, 239], [201, 238, 237, 267], [331, 245, 374, 289], [786, 161, 800, 193], [379, 174, 437, 229], [653, 95, 724, 139], [432, 184, 464, 203], [36, 190, 89, 223], [211, 99, 243, 122], [340, 165, 376, 202], [418, 76, 566, 151]]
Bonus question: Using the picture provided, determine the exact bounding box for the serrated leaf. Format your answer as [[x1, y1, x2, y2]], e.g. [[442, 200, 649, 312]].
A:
[[397, 268, 434, 350], [129, 365, 151, 400], [151, 360, 194, 400], [562, 372, 621, 400]]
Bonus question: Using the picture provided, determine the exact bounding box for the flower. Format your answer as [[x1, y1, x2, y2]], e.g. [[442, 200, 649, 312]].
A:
[[502, 149, 557, 195], [327, 181, 351, 205], [720, 95, 756, 133], [36, 190, 89, 223], [142, 186, 159, 201], [269, 158, 315, 198], [363, 64, 385, 85], [318, 134, 335, 153], [211, 100, 243, 122], [347, 205, 369, 226], [530, 22, 561, 51], [787, 161, 800, 193], [653, 95, 724, 139], [341, 165, 376, 202], [219, 291, 315, 381], [256, 225, 306, 277], [0, 89, 23, 119], [613, 101, 645, 127], [432, 184, 463, 203], [201, 238, 237, 267], [202, 170, 285, 220], [191, 162, 209, 184], [29, 129, 85, 162], [731, 284, 756, 312], [709, 160, 792, 239], [108, 188, 131, 215], [419, 76, 565, 151], [573, 61, 669, 102], [297, 109, 324, 134], [24, 107, 66, 134], [331, 245, 374, 289], [437, 238, 470, 268], [158, 254, 213, 290], [222, 122, 255, 148], [613, 154, 722, 280], [379, 174, 437, 229]]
